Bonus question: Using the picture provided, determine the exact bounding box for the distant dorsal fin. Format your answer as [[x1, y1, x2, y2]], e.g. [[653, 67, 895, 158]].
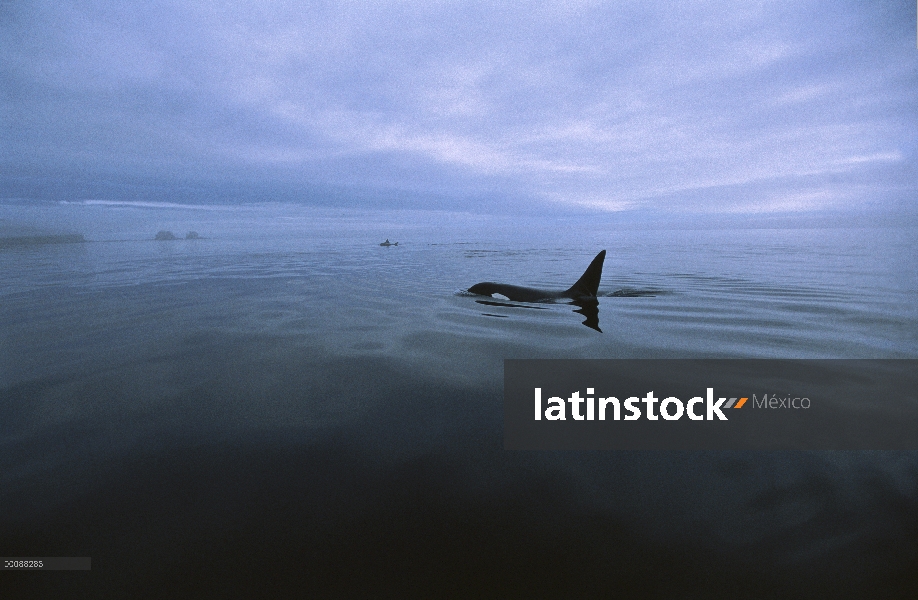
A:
[[566, 250, 606, 298]]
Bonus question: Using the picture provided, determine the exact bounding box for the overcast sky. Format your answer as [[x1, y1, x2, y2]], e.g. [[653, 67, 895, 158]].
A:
[[2, 1, 916, 216]]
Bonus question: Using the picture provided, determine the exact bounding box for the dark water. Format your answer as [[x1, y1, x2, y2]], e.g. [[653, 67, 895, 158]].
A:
[[2, 202, 917, 598]]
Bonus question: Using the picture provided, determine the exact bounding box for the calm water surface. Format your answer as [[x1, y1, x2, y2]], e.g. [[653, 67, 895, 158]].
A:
[[2, 201, 917, 597]]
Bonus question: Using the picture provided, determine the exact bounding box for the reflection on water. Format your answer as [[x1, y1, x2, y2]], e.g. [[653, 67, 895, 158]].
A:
[[475, 297, 601, 332], [572, 299, 601, 332]]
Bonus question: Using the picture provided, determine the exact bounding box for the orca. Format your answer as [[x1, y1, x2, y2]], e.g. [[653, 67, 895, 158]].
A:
[[380, 239, 398, 246], [469, 250, 606, 303]]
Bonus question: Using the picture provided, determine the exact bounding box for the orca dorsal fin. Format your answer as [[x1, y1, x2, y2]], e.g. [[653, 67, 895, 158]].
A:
[[566, 250, 606, 298]]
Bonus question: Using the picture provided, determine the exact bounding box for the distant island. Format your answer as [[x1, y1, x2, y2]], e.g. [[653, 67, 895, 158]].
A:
[[0, 234, 86, 249], [155, 231, 201, 240]]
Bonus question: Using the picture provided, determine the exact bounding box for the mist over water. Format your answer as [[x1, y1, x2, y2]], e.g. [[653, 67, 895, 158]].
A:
[[2, 201, 917, 597]]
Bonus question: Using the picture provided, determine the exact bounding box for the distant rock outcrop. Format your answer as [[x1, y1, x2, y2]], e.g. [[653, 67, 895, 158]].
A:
[[185, 231, 200, 239], [155, 231, 177, 240]]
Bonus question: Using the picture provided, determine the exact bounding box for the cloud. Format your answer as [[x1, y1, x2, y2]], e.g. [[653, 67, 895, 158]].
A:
[[1, 0, 915, 216]]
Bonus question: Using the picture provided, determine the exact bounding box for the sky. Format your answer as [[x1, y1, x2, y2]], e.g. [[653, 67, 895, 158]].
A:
[[1, 0, 916, 217]]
